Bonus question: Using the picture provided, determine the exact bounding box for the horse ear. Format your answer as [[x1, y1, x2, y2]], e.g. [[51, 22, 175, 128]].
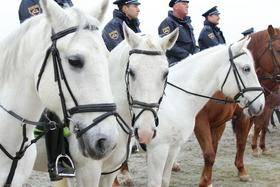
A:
[[159, 28, 179, 51], [123, 22, 141, 48], [231, 36, 250, 53], [243, 36, 251, 48], [267, 25, 275, 37], [40, 0, 71, 31], [90, 0, 109, 22]]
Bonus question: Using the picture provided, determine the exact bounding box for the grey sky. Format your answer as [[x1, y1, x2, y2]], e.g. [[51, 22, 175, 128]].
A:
[[0, 0, 279, 43]]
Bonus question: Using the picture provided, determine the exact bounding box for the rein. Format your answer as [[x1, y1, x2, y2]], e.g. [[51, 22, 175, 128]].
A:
[[167, 45, 263, 109]]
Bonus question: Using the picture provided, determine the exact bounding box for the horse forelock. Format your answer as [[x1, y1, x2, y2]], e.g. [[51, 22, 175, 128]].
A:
[[142, 34, 161, 50]]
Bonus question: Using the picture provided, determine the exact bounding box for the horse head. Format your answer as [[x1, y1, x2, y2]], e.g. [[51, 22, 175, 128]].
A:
[[219, 37, 265, 117], [113, 24, 178, 145], [248, 25, 280, 82], [36, 0, 118, 160]]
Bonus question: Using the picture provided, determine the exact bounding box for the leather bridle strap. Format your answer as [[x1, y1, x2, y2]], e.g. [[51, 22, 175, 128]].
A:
[[125, 49, 165, 128], [256, 36, 280, 82], [168, 45, 263, 108], [221, 45, 264, 105]]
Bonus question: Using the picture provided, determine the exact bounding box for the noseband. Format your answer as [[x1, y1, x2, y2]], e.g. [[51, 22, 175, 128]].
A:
[[125, 49, 165, 130]]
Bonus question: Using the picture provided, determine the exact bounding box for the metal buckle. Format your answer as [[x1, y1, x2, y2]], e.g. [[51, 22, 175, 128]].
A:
[[48, 121, 57, 131]]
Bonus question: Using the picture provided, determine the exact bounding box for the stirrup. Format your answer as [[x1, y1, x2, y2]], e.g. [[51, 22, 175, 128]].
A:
[[55, 154, 76, 177]]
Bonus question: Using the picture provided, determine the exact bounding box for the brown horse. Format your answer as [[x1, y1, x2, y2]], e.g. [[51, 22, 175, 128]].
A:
[[195, 25, 280, 187]]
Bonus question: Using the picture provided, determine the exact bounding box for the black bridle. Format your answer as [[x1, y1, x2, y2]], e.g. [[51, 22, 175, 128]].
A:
[[256, 36, 280, 82], [125, 49, 166, 132], [36, 25, 120, 136], [0, 25, 132, 186], [167, 45, 263, 109]]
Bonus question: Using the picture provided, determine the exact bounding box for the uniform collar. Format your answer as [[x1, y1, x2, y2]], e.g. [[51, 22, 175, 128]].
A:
[[204, 20, 219, 29], [113, 9, 140, 26]]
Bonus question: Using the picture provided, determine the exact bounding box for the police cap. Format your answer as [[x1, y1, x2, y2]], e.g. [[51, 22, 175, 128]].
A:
[[241, 27, 254, 36], [169, 0, 189, 8], [202, 6, 220, 17], [113, 0, 140, 5]]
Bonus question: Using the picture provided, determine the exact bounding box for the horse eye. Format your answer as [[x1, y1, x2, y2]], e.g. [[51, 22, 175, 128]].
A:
[[128, 69, 135, 80], [68, 55, 84, 68], [242, 65, 251, 73], [163, 70, 169, 80]]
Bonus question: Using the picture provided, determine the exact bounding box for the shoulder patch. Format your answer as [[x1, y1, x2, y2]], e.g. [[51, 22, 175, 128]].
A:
[[208, 33, 215, 40], [109, 30, 119, 40], [162, 26, 170, 34], [28, 4, 41, 16]]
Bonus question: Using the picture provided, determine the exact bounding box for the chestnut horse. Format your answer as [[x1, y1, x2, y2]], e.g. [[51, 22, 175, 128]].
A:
[[195, 25, 280, 187]]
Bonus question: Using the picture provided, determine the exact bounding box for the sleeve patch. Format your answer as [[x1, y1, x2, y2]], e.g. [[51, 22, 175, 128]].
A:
[[162, 26, 170, 34], [109, 30, 119, 40], [28, 5, 41, 16], [208, 33, 215, 40]]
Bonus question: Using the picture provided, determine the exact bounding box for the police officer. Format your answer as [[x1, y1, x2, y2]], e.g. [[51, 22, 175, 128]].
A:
[[18, 0, 75, 181], [198, 6, 226, 51], [242, 27, 254, 36], [158, 0, 198, 66], [18, 0, 73, 23], [102, 0, 141, 51]]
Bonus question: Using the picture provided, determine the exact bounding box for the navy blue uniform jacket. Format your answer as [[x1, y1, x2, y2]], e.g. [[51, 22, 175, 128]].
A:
[[158, 11, 198, 66], [18, 0, 73, 23], [198, 20, 226, 51], [102, 9, 141, 51]]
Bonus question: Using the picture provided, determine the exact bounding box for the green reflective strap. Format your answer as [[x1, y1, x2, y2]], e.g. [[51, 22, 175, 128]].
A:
[[63, 127, 71, 137], [33, 127, 44, 136]]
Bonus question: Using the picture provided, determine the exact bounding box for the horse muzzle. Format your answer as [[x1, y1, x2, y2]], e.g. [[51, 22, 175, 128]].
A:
[[77, 133, 117, 160], [248, 103, 264, 117], [134, 127, 156, 145]]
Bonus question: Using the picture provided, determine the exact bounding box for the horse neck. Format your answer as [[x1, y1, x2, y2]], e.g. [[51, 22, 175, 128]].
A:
[[165, 47, 227, 117], [0, 18, 50, 82], [0, 19, 48, 143]]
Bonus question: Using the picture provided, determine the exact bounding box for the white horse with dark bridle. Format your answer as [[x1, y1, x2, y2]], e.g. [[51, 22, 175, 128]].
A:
[[56, 25, 179, 187], [144, 38, 265, 187], [0, 0, 120, 186], [33, 18, 179, 187], [95, 25, 179, 187]]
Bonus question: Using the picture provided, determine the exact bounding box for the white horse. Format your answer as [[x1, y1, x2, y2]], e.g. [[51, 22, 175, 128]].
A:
[[0, 0, 120, 186], [144, 38, 265, 187], [34, 23, 179, 187], [96, 25, 179, 187]]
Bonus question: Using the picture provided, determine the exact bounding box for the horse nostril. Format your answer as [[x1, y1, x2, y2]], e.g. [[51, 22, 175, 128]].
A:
[[259, 104, 263, 113], [152, 129, 157, 138], [249, 104, 264, 116], [96, 138, 106, 154], [134, 128, 139, 140]]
